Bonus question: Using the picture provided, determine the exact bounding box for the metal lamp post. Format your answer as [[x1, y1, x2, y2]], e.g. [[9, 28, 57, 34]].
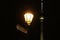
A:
[[40, 0, 44, 40], [24, 12, 34, 40], [40, 16, 44, 40]]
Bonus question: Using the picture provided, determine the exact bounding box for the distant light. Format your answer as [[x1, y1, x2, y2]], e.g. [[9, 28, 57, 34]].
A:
[[24, 12, 34, 26], [40, 17, 44, 20], [40, 17, 44, 22]]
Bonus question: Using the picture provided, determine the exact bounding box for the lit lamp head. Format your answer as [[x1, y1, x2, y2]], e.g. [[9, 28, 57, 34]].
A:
[[24, 12, 34, 26]]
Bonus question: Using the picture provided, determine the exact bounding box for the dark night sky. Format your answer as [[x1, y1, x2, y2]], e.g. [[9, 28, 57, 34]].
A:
[[15, 0, 41, 40], [0, 0, 56, 40]]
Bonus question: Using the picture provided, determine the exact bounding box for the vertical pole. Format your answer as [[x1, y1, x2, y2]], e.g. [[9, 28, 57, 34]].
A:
[[40, 19, 44, 40], [40, 0, 44, 40], [41, 0, 43, 13]]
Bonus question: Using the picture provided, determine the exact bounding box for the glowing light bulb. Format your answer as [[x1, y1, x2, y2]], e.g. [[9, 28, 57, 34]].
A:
[[24, 12, 34, 26]]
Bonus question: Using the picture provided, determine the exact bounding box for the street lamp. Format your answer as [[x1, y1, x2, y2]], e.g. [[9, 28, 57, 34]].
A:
[[24, 12, 34, 26], [24, 12, 34, 40]]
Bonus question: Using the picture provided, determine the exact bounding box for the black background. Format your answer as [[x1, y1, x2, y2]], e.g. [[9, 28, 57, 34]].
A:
[[0, 0, 56, 40]]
